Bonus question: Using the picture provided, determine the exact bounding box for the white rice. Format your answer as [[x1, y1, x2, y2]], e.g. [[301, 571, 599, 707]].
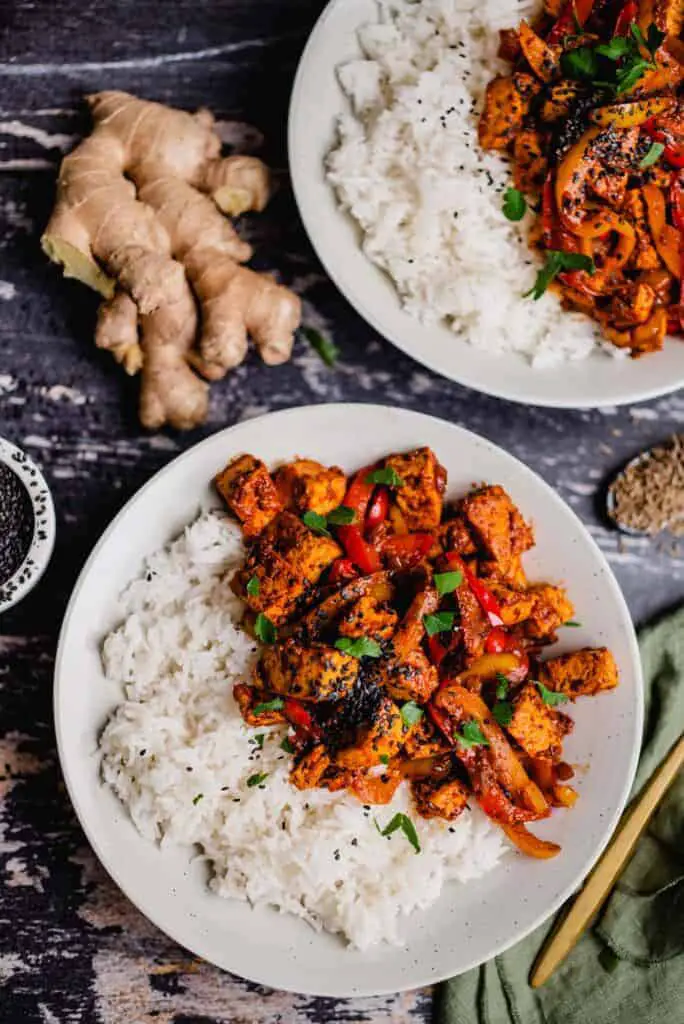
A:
[[326, 0, 623, 367], [99, 509, 505, 949]]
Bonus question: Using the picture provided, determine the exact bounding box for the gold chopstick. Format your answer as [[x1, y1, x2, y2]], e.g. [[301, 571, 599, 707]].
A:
[[530, 734, 684, 988]]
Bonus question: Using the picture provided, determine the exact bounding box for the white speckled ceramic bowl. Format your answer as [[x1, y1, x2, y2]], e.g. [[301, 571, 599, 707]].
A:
[[288, 0, 684, 408], [54, 405, 642, 996], [0, 437, 56, 614]]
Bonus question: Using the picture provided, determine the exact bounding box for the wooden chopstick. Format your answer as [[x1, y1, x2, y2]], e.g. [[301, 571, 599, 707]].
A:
[[530, 734, 684, 988]]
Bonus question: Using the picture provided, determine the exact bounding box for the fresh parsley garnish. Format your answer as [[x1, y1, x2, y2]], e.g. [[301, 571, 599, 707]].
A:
[[192, 793, 204, 806], [423, 611, 456, 636], [280, 735, 295, 754], [254, 613, 277, 644], [564, 620, 582, 627], [400, 700, 425, 727], [377, 812, 421, 853], [495, 673, 509, 700], [493, 701, 514, 727], [639, 141, 664, 168], [595, 36, 632, 60], [327, 505, 357, 525], [246, 575, 260, 597], [365, 467, 405, 487], [251, 733, 265, 750], [525, 251, 596, 300], [379, 754, 390, 765], [502, 187, 527, 222], [434, 570, 463, 596], [561, 45, 600, 81], [455, 720, 490, 749], [536, 680, 570, 706], [252, 696, 284, 715], [301, 326, 339, 366], [246, 772, 269, 788], [302, 509, 331, 536], [335, 636, 383, 658], [562, 23, 664, 95]]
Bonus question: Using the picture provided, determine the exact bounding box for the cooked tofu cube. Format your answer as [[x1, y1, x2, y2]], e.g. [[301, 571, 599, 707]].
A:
[[383, 447, 446, 531], [403, 717, 449, 759], [438, 514, 478, 557], [233, 683, 286, 726], [380, 649, 439, 704], [478, 73, 539, 150], [507, 682, 569, 759], [257, 640, 359, 702], [338, 594, 398, 643], [455, 580, 489, 663], [290, 745, 331, 790], [526, 584, 575, 639], [232, 548, 307, 625], [215, 454, 283, 537], [460, 485, 534, 565], [335, 696, 408, 768], [411, 775, 469, 821], [479, 554, 528, 588], [539, 648, 619, 698], [259, 511, 342, 584], [273, 458, 347, 516], [486, 582, 537, 626]]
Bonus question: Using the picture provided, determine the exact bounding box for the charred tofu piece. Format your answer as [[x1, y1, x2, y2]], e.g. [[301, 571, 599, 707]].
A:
[[479, 554, 528, 588], [513, 128, 548, 193], [412, 775, 469, 821], [652, 0, 684, 37], [379, 649, 439, 704], [624, 190, 661, 271], [215, 454, 283, 538], [338, 593, 398, 643], [383, 447, 446, 531], [454, 579, 490, 664], [257, 640, 358, 702], [403, 717, 450, 759], [507, 682, 569, 759], [274, 458, 347, 516], [290, 745, 331, 790], [439, 514, 478, 557], [335, 696, 410, 768], [539, 648, 619, 697], [232, 547, 307, 625], [478, 73, 540, 150], [260, 511, 343, 583], [526, 584, 575, 638], [233, 683, 286, 726], [460, 485, 534, 566], [486, 583, 537, 626]]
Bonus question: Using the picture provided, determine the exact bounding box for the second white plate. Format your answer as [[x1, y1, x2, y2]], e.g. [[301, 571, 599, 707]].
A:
[[288, 0, 684, 408]]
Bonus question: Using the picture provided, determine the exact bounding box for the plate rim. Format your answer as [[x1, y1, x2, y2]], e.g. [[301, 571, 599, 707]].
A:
[[53, 403, 643, 996], [287, 0, 684, 409]]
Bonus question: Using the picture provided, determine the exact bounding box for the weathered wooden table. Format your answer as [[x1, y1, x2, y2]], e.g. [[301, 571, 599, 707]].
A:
[[1, 1, 683, 1020]]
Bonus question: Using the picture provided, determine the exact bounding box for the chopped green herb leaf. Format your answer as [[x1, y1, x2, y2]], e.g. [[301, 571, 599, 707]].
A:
[[379, 754, 390, 765], [254, 613, 277, 645], [302, 509, 331, 536], [335, 636, 383, 658], [252, 696, 284, 715], [434, 570, 463, 596], [251, 733, 265, 750], [423, 611, 456, 636], [646, 23, 666, 55], [365, 467, 405, 487], [192, 793, 204, 806], [301, 326, 339, 366], [400, 700, 425, 727], [327, 505, 357, 525], [378, 812, 421, 853], [502, 187, 527, 222], [595, 36, 632, 60], [455, 719, 490, 749], [525, 251, 595, 300], [246, 575, 260, 597], [247, 772, 269, 788], [615, 58, 652, 93], [561, 45, 600, 81], [564, 620, 582, 628], [495, 673, 509, 700], [493, 701, 514, 727], [639, 141, 664, 168], [536, 680, 570, 706], [280, 736, 295, 754]]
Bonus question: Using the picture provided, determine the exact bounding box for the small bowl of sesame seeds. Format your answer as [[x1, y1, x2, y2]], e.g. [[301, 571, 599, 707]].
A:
[[0, 437, 55, 614]]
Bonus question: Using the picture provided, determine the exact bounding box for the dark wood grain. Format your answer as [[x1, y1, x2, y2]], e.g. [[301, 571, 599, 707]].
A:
[[0, 0, 683, 1020]]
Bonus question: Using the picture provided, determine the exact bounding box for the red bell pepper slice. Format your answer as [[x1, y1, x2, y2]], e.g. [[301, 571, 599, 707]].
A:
[[613, 0, 637, 36], [427, 702, 453, 741], [365, 486, 389, 531], [378, 532, 434, 569], [643, 119, 684, 169], [428, 631, 459, 666], [336, 525, 382, 574], [283, 697, 320, 737], [342, 465, 377, 522], [546, 0, 593, 44], [670, 173, 684, 232], [447, 553, 504, 626], [484, 626, 508, 654], [328, 557, 358, 585]]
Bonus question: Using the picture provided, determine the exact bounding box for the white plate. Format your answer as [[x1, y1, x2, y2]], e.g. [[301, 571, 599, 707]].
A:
[[288, 0, 684, 409], [54, 404, 642, 996]]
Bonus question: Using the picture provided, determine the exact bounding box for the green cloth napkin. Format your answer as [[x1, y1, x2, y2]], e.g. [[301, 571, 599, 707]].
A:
[[438, 607, 684, 1024]]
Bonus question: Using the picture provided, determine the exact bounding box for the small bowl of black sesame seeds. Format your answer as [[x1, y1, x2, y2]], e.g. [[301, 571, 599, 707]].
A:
[[0, 437, 55, 614]]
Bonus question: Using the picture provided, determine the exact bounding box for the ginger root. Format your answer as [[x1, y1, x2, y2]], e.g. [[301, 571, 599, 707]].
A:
[[42, 91, 301, 429]]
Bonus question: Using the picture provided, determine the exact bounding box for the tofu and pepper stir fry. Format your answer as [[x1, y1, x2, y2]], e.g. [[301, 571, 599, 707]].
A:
[[215, 448, 619, 859], [480, 0, 684, 357]]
